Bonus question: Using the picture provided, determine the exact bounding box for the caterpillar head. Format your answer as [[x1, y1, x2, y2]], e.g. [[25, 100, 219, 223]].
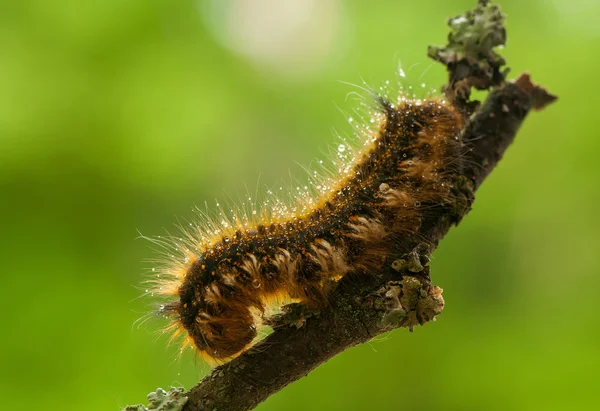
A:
[[162, 257, 258, 362]]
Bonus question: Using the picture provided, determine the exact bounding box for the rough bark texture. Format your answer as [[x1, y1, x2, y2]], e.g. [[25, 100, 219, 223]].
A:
[[125, 1, 556, 410]]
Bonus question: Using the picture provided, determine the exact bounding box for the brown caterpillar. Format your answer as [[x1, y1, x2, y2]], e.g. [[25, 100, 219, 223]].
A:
[[146, 92, 465, 364]]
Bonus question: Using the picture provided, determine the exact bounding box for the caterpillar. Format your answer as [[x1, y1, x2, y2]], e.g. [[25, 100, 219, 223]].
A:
[[145, 88, 465, 364]]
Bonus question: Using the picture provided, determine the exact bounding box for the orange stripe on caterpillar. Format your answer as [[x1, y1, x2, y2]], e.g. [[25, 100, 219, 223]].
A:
[[149, 96, 464, 363]]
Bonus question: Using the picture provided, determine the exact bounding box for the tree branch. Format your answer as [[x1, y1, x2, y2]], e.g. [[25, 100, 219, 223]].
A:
[[125, 1, 556, 410], [180, 76, 555, 411]]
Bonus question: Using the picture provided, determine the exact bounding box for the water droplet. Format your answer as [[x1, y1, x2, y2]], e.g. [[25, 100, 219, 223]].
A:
[[338, 144, 346, 153]]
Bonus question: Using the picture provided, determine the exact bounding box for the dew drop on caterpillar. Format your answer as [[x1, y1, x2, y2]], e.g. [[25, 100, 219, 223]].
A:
[[141, 80, 466, 365]]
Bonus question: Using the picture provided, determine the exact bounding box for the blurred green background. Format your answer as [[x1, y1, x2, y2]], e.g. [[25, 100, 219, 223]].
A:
[[1, 0, 598, 410]]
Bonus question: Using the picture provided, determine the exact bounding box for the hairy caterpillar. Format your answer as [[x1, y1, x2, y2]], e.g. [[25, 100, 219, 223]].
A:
[[144, 87, 465, 364]]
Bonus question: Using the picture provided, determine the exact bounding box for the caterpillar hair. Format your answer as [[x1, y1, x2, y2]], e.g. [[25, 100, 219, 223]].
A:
[[143, 84, 466, 364]]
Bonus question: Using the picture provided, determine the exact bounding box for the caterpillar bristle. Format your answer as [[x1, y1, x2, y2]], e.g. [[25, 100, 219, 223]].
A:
[[143, 90, 465, 364]]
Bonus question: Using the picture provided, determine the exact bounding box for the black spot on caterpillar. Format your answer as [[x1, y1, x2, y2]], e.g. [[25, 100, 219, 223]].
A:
[[144, 90, 465, 364]]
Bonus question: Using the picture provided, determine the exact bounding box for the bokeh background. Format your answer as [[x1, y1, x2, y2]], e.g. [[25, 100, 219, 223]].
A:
[[1, 0, 598, 410]]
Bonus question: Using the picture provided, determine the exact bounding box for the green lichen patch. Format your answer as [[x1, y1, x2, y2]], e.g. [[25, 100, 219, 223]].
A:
[[123, 387, 188, 411], [428, 0, 508, 108]]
